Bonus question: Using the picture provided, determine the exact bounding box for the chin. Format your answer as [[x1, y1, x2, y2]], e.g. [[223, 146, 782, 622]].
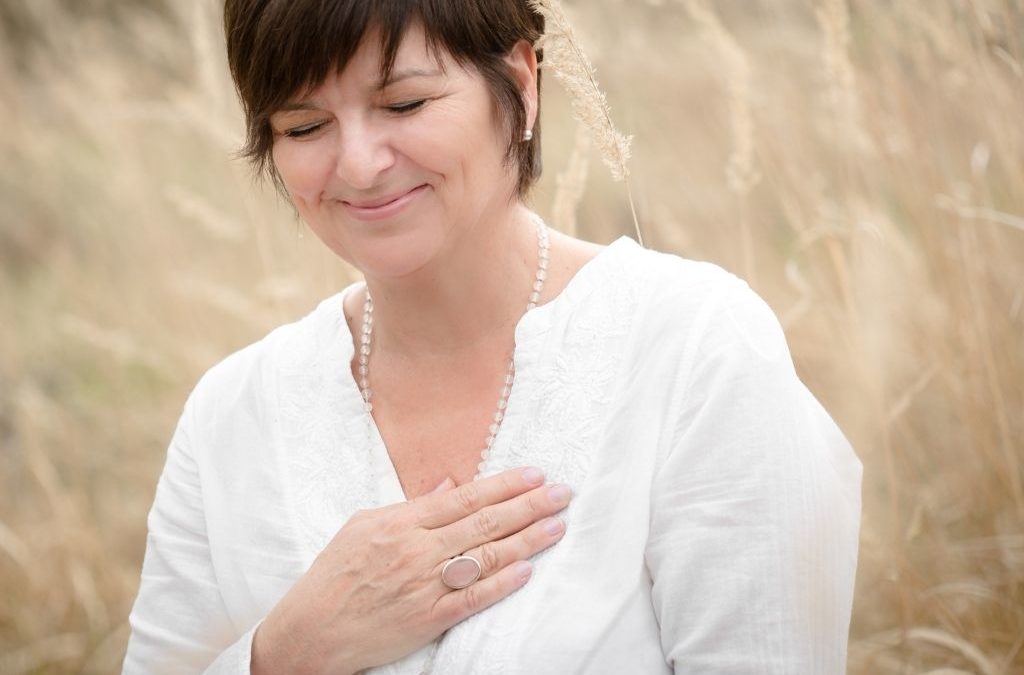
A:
[[332, 225, 450, 281]]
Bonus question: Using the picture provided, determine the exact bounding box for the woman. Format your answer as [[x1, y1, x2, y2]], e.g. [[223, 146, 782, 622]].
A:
[[124, 0, 863, 673]]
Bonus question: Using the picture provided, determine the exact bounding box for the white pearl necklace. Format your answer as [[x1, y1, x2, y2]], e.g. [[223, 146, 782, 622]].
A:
[[359, 219, 550, 460], [356, 217, 550, 673]]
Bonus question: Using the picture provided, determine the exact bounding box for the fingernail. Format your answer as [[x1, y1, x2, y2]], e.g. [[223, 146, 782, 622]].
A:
[[521, 467, 544, 485], [432, 476, 454, 493], [543, 517, 565, 536], [548, 484, 571, 504], [514, 560, 533, 582]]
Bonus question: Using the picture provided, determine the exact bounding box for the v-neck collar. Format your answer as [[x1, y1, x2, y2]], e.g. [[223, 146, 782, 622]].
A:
[[327, 234, 636, 503]]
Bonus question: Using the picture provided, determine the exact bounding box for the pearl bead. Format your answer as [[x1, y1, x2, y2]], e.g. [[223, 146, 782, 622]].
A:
[[358, 222, 548, 519]]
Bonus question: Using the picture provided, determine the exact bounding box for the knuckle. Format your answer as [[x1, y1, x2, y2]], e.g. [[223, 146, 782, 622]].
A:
[[500, 471, 518, 495], [473, 509, 501, 539], [454, 483, 481, 512], [433, 526, 457, 554], [478, 542, 501, 574], [431, 596, 461, 629], [523, 524, 546, 550], [360, 503, 406, 528], [407, 495, 430, 522], [462, 584, 485, 614], [392, 537, 424, 568], [526, 491, 546, 516], [380, 510, 408, 536]]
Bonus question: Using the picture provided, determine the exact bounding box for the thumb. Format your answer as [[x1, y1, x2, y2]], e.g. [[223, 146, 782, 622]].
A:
[[430, 476, 456, 493]]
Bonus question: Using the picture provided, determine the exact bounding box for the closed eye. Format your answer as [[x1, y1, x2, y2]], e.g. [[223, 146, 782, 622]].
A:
[[284, 122, 325, 139], [386, 100, 426, 114], [280, 100, 424, 137]]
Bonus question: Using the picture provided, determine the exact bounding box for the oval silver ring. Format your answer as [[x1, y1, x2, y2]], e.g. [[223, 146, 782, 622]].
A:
[[441, 555, 482, 590]]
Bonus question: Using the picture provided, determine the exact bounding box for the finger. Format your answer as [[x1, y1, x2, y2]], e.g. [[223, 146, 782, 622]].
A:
[[412, 467, 545, 529], [432, 560, 533, 630], [434, 483, 571, 558], [429, 476, 455, 494], [464, 515, 565, 580]]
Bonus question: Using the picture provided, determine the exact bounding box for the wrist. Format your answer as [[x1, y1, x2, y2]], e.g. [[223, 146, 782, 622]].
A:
[[250, 616, 361, 675], [249, 622, 278, 675]]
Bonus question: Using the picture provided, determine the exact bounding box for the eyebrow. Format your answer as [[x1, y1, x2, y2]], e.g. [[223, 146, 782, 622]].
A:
[[275, 68, 444, 112], [375, 67, 444, 91]]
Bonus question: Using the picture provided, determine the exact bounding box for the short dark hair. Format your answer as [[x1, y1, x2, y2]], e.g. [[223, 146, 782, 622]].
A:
[[223, 0, 545, 200]]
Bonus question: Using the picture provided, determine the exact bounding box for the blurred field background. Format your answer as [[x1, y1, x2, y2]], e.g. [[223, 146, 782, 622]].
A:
[[1, 0, 1022, 672]]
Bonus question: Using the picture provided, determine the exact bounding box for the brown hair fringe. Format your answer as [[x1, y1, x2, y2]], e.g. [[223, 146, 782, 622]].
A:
[[223, 0, 545, 199]]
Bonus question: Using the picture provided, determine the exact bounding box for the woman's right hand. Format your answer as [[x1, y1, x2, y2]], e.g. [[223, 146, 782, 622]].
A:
[[250, 467, 571, 675]]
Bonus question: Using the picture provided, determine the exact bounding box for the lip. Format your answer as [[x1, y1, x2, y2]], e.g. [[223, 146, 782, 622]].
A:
[[342, 184, 428, 221]]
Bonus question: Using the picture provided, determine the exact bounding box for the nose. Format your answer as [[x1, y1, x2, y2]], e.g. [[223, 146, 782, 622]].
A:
[[334, 121, 395, 191]]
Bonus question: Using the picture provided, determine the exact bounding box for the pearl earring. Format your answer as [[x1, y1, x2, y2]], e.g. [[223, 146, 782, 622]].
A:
[[523, 128, 533, 142]]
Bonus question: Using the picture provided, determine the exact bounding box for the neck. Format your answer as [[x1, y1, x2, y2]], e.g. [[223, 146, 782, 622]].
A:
[[364, 203, 539, 359]]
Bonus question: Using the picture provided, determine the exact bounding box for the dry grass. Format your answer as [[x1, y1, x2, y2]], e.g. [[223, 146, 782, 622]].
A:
[[1, 0, 1022, 672]]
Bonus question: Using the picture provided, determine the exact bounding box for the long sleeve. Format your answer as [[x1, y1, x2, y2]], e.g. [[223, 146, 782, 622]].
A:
[[123, 393, 259, 675], [644, 279, 862, 674]]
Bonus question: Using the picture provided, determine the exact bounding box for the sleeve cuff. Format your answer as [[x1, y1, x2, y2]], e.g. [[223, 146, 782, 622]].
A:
[[201, 620, 263, 675]]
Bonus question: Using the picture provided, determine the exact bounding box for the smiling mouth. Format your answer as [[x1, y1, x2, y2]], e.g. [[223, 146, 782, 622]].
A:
[[341, 184, 429, 220], [344, 185, 425, 209]]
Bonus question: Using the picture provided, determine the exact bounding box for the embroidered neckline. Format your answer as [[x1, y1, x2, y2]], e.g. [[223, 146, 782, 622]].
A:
[[278, 233, 644, 673]]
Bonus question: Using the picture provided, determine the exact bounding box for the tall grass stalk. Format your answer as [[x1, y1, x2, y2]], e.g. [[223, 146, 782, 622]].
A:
[[528, 0, 644, 246]]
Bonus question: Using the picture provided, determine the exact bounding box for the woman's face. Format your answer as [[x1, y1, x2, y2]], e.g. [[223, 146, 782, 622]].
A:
[[270, 22, 535, 279]]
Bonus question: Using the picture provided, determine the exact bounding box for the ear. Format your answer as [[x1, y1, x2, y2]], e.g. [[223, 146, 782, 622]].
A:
[[503, 39, 539, 132]]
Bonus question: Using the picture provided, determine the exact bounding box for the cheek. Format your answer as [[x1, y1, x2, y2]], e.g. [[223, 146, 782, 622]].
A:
[[272, 141, 333, 204], [412, 101, 505, 187]]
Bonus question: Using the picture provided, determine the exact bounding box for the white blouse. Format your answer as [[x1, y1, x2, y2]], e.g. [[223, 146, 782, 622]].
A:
[[123, 235, 862, 674]]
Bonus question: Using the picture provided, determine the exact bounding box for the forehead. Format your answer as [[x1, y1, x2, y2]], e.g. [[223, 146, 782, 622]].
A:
[[355, 21, 450, 83], [285, 20, 456, 104]]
